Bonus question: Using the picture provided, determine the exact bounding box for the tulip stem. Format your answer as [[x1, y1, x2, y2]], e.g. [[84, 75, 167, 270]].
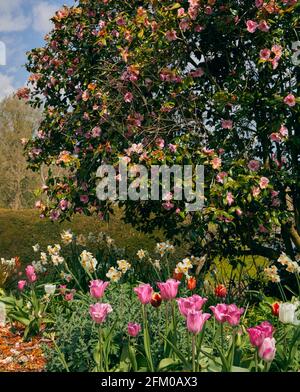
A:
[[98, 326, 103, 372], [255, 349, 258, 372], [192, 334, 196, 372]]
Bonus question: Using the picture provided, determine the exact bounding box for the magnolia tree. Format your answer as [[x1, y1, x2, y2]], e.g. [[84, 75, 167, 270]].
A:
[[19, 0, 300, 263]]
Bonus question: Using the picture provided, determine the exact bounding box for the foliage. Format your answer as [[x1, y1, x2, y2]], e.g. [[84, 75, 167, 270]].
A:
[[20, 0, 300, 265]]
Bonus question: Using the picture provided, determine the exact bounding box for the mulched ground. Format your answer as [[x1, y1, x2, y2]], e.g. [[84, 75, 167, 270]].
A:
[[0, 324, 49, 372]]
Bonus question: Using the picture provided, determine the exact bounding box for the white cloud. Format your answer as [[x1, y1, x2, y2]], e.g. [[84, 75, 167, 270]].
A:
[[0, 0, 31, 32], [0, 73, 15, 100], [32, 2, 58, 34]]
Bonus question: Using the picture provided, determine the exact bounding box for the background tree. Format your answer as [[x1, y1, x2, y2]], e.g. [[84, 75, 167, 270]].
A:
[[0, 96, 41, 209], [20, 0, 300, 264]]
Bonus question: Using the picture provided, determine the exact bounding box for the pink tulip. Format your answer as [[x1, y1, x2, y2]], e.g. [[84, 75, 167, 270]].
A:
[[209, 304, 228, 323], [127, 322, 141, 337], [177, 295, 208, 318], [89, 303, 113, 324], [186, 310, 211, 334], [258, 337, 276, 362], [210, 303, 244, 326], [18, 280, 27, 291], [247, 321, 274, 347], [89, 280, 109, 299], [25, 265, 37, 283], [157, 279, 180, 300], [133, 283, 153, 305], [226, 304, 244, 326]]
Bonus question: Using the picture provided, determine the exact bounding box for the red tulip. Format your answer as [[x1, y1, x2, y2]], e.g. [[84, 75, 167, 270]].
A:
[[271, 302, 280, 317], [215, 284, 227, 298], [151, 292, 162, 308], [187, 276, 197, 291]]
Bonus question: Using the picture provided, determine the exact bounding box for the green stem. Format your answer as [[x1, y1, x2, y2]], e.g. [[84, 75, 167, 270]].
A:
[[192, 334, 196, 372]]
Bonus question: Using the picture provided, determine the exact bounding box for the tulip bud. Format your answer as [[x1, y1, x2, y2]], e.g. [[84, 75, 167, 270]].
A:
[[271, 302, 280, 317], [187, 276, 197, 291], [151, 292, 162, 308], [215, 284, 227, 298], [173, 271, 183, 281]]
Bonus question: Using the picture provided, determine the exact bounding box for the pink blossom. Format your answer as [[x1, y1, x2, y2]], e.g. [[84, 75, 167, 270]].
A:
[[133, 283, 153, 305], [216, 171, 228, 184], [247, 321, 274, 347], [92, 127, 101, 137], [89, 280, 109, 299], [190, 68, 204, 78], [270, 133, 282, 142], [186, 310, 211, 334], [168, 143, 177, 153], [258, 337, 276, 362], [89, 303, 113, 324], [18, 280, 27, 291], [124, 92, 133, 103], [155, 137, 165, 149], [177, 295, 208, 318], [221, 119, 233, 129], [284, 94, 296, 107], [127, 322, 141, 337], [258, 20, 270, 32], [211, 157, 222, 170], [80, 195, 89, 204], [259, 177, 269, 189], [255, 0, 264, 7], [157, 279, 180, 300], [165, 29, 178, 41], [246, 20, 258, 33], [226, 192, 235, 206], [260, 48, 271, 61], [248, 160, 260, 171], [279, 125, 288, 137], [59, 199, 70, 211], [177, 7, 185, 17]]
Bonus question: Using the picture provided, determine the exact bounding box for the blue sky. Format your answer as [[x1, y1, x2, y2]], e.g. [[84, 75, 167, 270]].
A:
[[0, 0, 74, 100]]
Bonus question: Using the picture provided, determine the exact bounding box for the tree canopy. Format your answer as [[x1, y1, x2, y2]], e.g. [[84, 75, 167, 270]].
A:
[[19, 0, 300, 261]]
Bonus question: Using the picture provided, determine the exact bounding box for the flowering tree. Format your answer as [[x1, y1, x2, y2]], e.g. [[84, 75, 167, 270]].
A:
[[20, 0, 300, 262]]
